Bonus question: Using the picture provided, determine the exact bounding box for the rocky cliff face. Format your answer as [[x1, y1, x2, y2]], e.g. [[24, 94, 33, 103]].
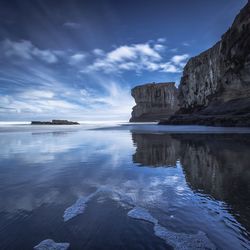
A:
[[160, 1, 250, 126], [130, 82, 179, 122], [180, 1, 250, 112], [178, 43, 221, 111]]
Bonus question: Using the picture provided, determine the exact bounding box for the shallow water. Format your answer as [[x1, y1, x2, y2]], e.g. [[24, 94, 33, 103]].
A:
[[0, 124, 250, 249]]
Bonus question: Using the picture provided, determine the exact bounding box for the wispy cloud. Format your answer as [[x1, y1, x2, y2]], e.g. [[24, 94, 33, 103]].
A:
[[63, 22, 81, 29], [2, 39, 58, 63], [83, 41, 189, 74], [157, 37, 166, 43], [182, 42, 190, 47], [170, 48, 178, 53], [93, 49, 105, 56], [0, 67, 133, 120], [69, 53, 87, 65], [18, 90, 55, 99], [171, 54, 189, 67], [0, 88, 85, 115], [0, 38, 189, 121]]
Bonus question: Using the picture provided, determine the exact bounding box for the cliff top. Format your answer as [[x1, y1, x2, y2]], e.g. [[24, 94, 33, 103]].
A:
[[132, 82, 176, 92]]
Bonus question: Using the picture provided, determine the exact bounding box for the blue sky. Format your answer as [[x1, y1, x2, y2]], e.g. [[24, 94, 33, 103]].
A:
[[0, 0, 247, 121]]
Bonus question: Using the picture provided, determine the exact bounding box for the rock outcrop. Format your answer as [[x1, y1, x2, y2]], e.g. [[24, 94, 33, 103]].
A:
[[31, 120, 80, 125], [160, 1, 250, 127], [130, 82, 179, 122]]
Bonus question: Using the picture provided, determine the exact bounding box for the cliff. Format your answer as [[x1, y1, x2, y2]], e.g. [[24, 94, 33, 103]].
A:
[[160, 1, 250, 127], [130, 82, 179, 122]]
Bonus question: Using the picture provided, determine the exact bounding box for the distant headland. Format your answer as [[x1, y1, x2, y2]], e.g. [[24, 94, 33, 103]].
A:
[[31, 120, 80, 125], [130, 82, 179, 122]]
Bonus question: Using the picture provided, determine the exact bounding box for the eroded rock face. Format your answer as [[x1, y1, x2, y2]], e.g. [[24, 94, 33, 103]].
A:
[[178, 43, 221, 111], [179, 1, 250, 113], [130, 82, 179, 122]]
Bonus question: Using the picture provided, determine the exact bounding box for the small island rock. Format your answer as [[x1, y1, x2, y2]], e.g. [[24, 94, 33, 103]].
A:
[[31, 120, 80, 125]]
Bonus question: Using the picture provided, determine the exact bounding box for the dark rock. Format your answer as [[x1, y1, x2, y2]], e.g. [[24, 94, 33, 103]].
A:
[[160, 1, 250, 127], [31, 120, 80, 125], [131, 132, 250, 233], [130, 82, 179, 122], [132, 133, 180, 167], [159, 113, 250, 127]]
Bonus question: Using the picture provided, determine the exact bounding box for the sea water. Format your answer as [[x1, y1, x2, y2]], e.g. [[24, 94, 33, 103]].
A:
[[0, 123, 249, 249]]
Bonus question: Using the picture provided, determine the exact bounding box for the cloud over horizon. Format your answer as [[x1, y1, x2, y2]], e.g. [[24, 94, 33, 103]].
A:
[[0, 37, 189, 121], [0, 0, 245, 121]]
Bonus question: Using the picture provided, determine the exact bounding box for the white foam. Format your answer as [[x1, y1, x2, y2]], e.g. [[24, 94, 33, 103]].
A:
[[63, 188, 216, 249], [128, 207, 158, 224], [63, 187, 113, 222], [34, 239, 70, 250], [63, 189, 100, 222], [127, 207, 216, 250], [63, 187, 136, 222], [154, 224, 216, 250], [63, 196, 89, 222]]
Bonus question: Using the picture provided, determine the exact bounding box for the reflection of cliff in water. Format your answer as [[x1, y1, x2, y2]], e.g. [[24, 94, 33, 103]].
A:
[[177, 134, 250, 234], [132, 133, 180, 167], [131, 132, 250, 232]]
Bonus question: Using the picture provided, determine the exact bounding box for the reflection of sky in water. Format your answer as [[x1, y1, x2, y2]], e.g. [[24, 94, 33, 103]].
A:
[[0, 127, 249, 249]]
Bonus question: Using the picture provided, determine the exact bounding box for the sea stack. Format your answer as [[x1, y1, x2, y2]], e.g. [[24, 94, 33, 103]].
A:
[[130, 82, 179, 122], [160, 1, 250, 127], [31, 120, 80, 125]]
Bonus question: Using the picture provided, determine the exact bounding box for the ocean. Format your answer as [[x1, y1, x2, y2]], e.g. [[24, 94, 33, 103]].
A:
[[0, 122, 249, 249]]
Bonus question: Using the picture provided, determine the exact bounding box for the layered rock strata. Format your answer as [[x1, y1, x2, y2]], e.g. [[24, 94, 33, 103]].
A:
[[130, 82, 179, 122], [160, 1, 250, 127]]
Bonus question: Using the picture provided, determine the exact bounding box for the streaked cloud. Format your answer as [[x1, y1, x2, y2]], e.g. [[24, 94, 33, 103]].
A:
[[84, 41, 189, 74], [0, 37, 188, 120], [93, 49, 105, 56], [157, 38, 166, 43], [170, 48, 178, 53], [0, 69, 133, 121], [63, 22, 81, 29], [171, 54, 189, 67], [2, 39, 58, 64], [18, 90, 55, 99], [182, 42, 190, 47], [69, 53, 87, 65], [0, 0, 245, 121]]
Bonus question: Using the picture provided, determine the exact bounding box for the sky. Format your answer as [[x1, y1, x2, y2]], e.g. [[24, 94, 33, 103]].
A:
[[0, 0, 247, 121]]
